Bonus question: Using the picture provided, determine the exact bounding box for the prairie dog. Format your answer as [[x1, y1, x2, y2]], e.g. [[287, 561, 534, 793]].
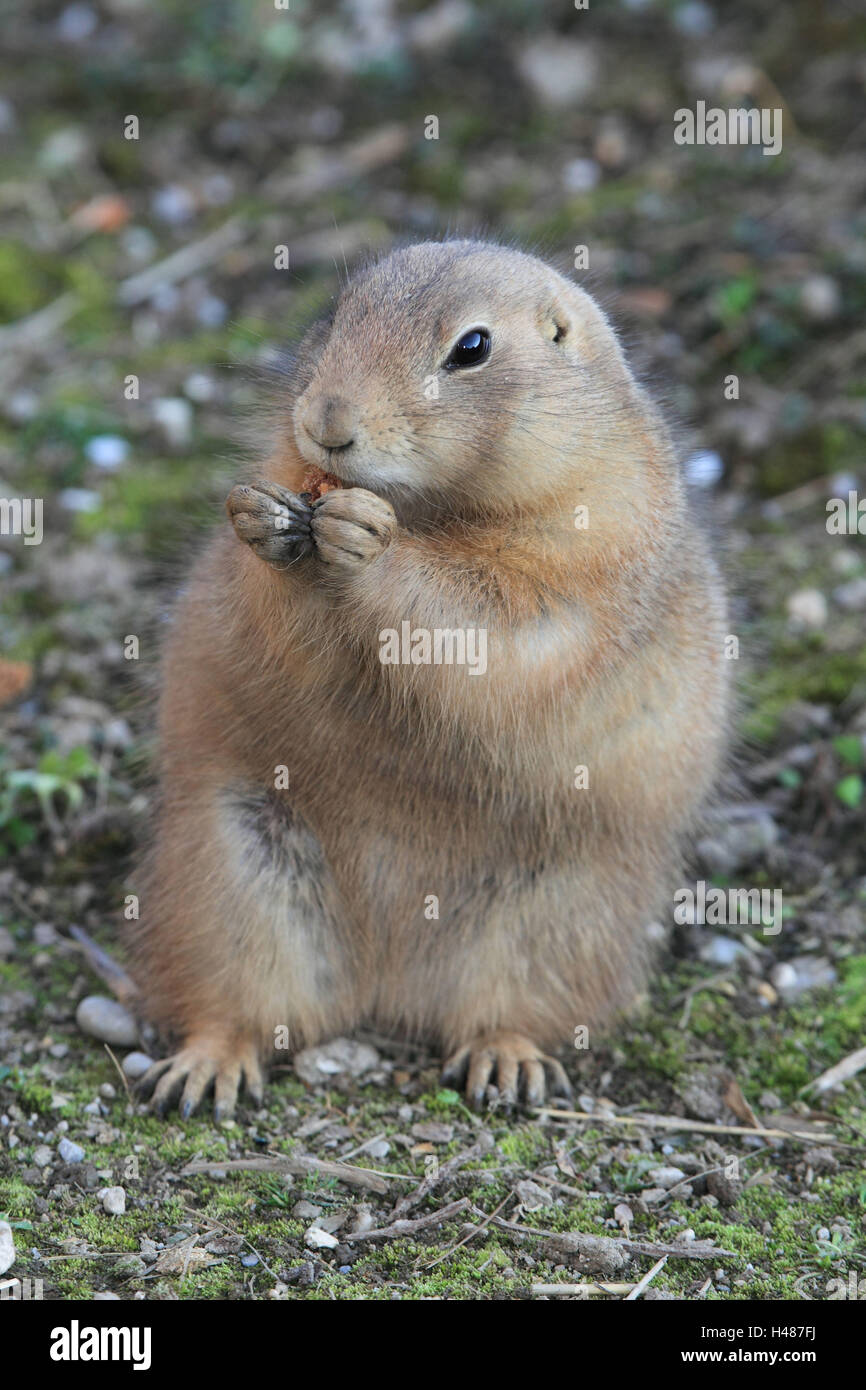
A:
[[133, 239, 729, 1117]]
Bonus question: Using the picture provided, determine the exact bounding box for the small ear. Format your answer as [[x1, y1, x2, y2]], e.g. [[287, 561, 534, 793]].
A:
[[540, 301, 572, 345]]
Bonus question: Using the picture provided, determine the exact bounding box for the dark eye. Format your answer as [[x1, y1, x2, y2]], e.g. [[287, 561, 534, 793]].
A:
[[445, 328, 491, 370]]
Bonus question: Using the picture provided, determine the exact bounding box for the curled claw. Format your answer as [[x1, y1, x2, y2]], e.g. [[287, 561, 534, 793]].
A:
[[137, 1038, 265, 1121], [442, 1031, 574, 1111], [310, 486, 397, 570], [226, 480, 314, 566]]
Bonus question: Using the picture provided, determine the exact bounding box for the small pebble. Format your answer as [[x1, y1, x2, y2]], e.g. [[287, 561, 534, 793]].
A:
[[240, 1253, 259, 1267], [84, 435, 129, 471], [685, 450, 724, 488], [410, 1122, 453, 1144], [640, 1187, 668, 1203], [195, 294, 228, 328], [697, 811, 778, 875], [648, 1166, 687, 1189], [121, 1052, 153, 1080], [39, 127, 89, 171], [32, 1145, 53, 1168], [294, 1037, 380, 1086], [833, 577, 866, 612], [99, 1186, 126, 1216], [673, 1, 714, 36], [562, 158, 601, 194], [58, 1138, 85, 1164], [787, 588, 827, 629], [516, 37, 598, 108], [103, 717, 133, 750], [183, 372, 215, 403], [698, 935, 749, 967], [515, 1180, 553, 1211], [350, 1207, 374, 1236], [57, 4, 98, 42], [59, 488, 101, 513], [803, 1147, 837, 1174], [122, 226, 157, 265], [151, 397, 193, 449], [5, 390, 38, 422], [800, 275, 841, 322], [305, 1225, 339, 1251], [771, 956, 837, 998], [770, 962, 796, 991], [0, 1221, 15, 1275], [76, 996, 139, 1048], [293, 1201, 322, 1221], [151, 284, 180, 315], [707, 1170, 742, 1205], [151, 184, 196, 225], [202, 173, 234, 206]]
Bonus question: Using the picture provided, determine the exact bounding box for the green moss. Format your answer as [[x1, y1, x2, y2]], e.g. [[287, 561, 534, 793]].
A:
[[0, 241, 66, 321], [65, 258, 120, 344], [755, 424, 866, 498], [742, 640, 866, 744], [496, 1126, 549, 1166], [621, 1015, 688, 1080], [7, 1067, 54, 1115], [74, 457, 219, 547], [0, 1176, 38, 1221]]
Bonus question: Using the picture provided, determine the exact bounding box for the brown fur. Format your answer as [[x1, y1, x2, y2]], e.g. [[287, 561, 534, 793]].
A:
[[131, 240, 729, 1117]]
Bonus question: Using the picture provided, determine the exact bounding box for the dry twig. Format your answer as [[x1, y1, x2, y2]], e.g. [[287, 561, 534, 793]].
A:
[[534, 1106, 840, 1145], [181, 1154, 390, 1194], [343, 1198, 471, 1242]]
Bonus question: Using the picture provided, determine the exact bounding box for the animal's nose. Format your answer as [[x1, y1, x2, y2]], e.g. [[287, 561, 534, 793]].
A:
[[299, 395, 358, 450]]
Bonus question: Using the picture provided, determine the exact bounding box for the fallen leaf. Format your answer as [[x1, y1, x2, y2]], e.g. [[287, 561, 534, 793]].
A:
[[723, 1078, 762, 1129], [0, 660, 32, 707], [555, 1145, 577, 1179], [614, 1202, 633, 1235], [71, 194, 131, 234], [154, 1236, 216, 1276], [808, 1045, 866, 1096]]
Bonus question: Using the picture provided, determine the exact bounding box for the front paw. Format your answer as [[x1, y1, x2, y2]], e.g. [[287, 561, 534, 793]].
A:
[[226, 479, 313, 566], [311, 487, 396, 572]]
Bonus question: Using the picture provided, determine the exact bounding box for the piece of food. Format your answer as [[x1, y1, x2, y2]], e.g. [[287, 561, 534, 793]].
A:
[[301, 466, 344, 502]]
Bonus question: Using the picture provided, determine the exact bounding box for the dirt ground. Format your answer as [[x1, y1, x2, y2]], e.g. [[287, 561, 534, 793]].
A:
[[0, 0, 864, 1302]]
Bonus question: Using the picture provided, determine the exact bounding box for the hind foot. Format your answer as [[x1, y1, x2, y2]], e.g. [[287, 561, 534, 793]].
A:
[[442, 1030, 573, 1111], [137, 1034, 264, 1121]]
